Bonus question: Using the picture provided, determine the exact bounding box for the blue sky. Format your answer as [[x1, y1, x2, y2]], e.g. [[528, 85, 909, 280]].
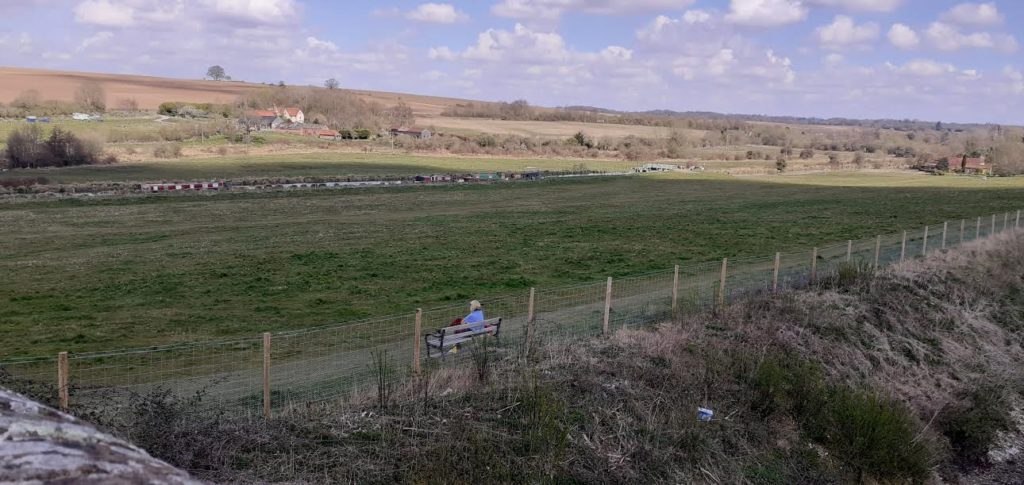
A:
[[2, 0, 1023, 123]]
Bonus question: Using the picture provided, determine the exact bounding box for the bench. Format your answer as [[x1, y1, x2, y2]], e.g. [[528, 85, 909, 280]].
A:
[[424, 317, 502, 359]]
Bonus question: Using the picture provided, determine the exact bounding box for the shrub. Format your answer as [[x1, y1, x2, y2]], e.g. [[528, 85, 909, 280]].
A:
[[799, 148, 814, 159], [11, 89, 42, 109], [938, 384, 1014, 465], [775, 157, 787, 173], [3, 126, 105, 168], [152, 144, 183, 159], [751, 357, 934, 482], [803, 388, 934, 481], [75, 81, 106, 112]]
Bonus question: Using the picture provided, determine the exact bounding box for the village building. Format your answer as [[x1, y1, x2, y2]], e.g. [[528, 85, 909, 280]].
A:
[[276, 107, 304, 124], [242, 110, 281, 130], [388, 126, 432, 139]]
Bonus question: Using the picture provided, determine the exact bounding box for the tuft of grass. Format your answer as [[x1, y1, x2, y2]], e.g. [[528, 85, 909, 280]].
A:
[[938, 384, 1015, 466]]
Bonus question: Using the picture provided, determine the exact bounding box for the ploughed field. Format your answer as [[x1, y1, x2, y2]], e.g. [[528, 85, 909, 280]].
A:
[[2, 172, 1024, 357]]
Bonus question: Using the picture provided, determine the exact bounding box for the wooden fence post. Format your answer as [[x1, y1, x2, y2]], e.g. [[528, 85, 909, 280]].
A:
[[413, 309, 422, 375], [602, 277, 612, 334], [1004, 213, 1010, 232], [846, 240, 852, 262], [526, 288, 535, 353], [922, 226, 929, 256], [941, 222, 948, 250], [873, 236, 881, 269], [1017, 210, 1021, 229], [900, 231, 907, 264], [810, 248, 818, 283], [772, 252, 781, 292], [959, 219, 965, 245], [671, 265, 680, 315], [991, 214, 997, 235], [57, 352, 69, 412], [717, 258, 728, 310], [262, 332, 271, 419]]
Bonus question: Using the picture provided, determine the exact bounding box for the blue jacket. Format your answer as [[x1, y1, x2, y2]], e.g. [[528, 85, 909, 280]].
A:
[[463, 309, 485, 331]]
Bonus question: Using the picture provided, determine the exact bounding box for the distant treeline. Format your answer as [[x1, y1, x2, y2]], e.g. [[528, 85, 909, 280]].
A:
[[563, 106, 1004, 133], [441, 100, 677, 128]]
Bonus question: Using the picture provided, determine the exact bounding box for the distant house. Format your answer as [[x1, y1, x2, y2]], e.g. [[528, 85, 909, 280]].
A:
[[242, 110, 281, 130], [276, 107, 305, 124], [950, 155, 991, 175], [389, 126, 432, 139]]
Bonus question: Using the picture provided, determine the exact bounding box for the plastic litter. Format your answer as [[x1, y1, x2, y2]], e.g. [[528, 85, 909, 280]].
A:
[[698, 407, 714, 422]]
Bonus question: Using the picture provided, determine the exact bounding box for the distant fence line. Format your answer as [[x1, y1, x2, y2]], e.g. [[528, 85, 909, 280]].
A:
[[1, 209, 1021, 418]]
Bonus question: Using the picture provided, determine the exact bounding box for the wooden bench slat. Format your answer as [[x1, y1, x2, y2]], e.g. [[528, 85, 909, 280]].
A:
[[424, 317, 502, 358], [437, 318, 502, 335]]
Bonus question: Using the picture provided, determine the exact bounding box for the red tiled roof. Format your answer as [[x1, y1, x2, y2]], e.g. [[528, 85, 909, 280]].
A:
[[946, 155, 987, 169], [247, 110, 277, 117], [285, 107, 301, 116]]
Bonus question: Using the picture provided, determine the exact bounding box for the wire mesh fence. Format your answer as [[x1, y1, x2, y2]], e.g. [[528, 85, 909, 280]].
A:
[[1, 209, 1021, 417]]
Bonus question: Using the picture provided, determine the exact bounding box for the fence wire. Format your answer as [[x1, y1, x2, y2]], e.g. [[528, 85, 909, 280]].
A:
[[1, 209, 1021, 417]]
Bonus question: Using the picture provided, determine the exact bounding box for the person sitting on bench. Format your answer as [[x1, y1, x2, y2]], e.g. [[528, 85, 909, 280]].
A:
[[463, 300, 485, 332]]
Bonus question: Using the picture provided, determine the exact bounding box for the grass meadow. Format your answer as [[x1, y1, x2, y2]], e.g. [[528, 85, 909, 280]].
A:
[[2, 172, 1024, 357]]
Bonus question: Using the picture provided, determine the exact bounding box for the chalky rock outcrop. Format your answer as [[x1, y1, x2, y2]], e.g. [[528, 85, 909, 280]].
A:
[[0, 388, 202, 484]]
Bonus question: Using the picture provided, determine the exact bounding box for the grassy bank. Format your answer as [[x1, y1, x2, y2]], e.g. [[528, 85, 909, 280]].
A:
[[1, 173, 1024, 357]]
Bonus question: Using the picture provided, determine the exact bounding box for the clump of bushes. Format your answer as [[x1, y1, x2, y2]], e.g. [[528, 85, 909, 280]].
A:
[[3, 125, 112, 168], [158, 101, 233, 118], [152, 144, 183, 159]]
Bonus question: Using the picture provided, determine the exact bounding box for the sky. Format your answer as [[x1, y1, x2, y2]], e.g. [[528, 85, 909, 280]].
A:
[[1, 0, 1023, 123]]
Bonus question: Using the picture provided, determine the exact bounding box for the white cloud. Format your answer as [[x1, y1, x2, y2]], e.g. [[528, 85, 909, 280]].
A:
[[824, 52, 844, 64], [1004, 66, 1024, 94], [805, 0, 903, 12], [941, 2, 1003, 26], [600, 45, 633, 62], [682, 9, 711, 23], [73, 0, 297, 28], [205, 0, 298, 24], [887, 59, 964, 77], [43, 51, 72, 60], [491, 0, 695, 24], [74, 0, 135, 26], [428, 46, 457, 61], [887, 23, 919, 50], [0, 32, 34, 54], [463, 23, 571, 63], [78, 31, 114, 51], [305, 36, 337, 51], [407, 3, 468, 24], [726, 0, 807, 27], [925, 21, 1017, 53], [816, 15, 879, 49]]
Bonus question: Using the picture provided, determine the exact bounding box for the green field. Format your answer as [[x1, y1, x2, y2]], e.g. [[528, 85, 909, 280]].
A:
[[2, 171, 1023, 358]]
